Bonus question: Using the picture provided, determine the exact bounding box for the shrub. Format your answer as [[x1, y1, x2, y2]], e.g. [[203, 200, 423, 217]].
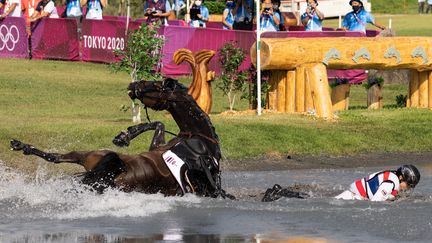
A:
[[329, 77, 349, 88], [363, 76, 384, 89], [396, 94, 407, 108], [218, 41, 248, 111], [205, 1, 226, 15]]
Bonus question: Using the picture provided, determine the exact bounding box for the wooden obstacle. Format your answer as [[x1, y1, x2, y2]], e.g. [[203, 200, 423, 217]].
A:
[[251, 37, 432, 119], [173, 49, 216, 113]]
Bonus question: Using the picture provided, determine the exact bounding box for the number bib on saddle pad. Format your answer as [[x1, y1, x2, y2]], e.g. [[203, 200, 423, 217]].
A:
[[162, 150, 189, 193]]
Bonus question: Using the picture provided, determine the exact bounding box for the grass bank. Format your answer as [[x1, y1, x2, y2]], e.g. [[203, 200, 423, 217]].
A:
[[1, 59, 432, 170]]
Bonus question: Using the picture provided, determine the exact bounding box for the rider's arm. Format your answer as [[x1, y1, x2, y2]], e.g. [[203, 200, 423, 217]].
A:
[[370, 182, 397, 202]]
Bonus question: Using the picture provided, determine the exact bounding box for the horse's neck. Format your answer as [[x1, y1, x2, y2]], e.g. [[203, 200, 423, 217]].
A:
[[168, 97, 218, 142]]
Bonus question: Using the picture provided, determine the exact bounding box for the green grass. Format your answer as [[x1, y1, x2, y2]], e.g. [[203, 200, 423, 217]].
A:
[[372, 0, 418, 14], [325, 14, 432, 36], [1, 58, 432, 170]]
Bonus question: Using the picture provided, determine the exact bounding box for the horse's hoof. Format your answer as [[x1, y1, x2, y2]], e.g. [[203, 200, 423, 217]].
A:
[[10, 139, 25, 151]]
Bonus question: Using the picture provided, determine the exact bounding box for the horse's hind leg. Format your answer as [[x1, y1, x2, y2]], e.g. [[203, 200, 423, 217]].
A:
[[10, 139, 102, 170]]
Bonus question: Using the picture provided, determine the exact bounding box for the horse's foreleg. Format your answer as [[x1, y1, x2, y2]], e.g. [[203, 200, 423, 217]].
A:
[[113, 121, 166, 149], [149, 122, 165, 151], [10, 139, 85, 164]]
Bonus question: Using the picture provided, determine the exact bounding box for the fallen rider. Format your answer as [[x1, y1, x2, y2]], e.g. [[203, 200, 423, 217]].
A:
[[261, 164, 420, 202], [335, 164, 421, 201]]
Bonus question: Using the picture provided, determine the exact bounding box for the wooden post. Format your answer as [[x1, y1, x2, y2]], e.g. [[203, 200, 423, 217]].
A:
[[367, 84, 383, 109], [304, 74, 314, 112], [305, 63, 333, 119], [408, 71, 420, 108], [429, 72, 432, 109], [285, 70, 296, 113], [276, 71, 287, 112], [331, 84, 351, 111], [267, 71, 279, 110], [295, 65, 306, 112], [418, 71, 429, 108]]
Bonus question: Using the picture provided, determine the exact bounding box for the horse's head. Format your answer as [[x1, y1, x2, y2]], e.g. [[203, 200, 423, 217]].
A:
[[128, 78, 188, 110]]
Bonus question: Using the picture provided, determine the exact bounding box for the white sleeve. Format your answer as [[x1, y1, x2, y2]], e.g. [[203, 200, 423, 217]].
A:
[[43, 2, 55, 14], [370, 182, 396, 202]]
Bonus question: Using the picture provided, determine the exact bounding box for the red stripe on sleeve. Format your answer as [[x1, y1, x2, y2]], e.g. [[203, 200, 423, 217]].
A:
[[355, 180, 367, 198]]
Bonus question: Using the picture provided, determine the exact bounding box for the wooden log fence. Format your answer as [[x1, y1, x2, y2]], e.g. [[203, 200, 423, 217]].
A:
[[251, 37, 432, 119]]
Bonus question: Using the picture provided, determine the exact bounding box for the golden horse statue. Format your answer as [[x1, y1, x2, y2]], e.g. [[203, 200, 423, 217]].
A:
[[173, 49, 216, 114]]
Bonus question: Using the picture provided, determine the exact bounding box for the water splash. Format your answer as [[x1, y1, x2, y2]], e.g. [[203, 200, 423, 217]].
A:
[[0, 161, 201, 220]]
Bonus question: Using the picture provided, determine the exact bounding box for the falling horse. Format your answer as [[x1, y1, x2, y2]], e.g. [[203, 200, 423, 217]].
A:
[[10, 78, 232, 198]]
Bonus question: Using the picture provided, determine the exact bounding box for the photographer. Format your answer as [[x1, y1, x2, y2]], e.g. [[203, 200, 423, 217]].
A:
[[342, 0, 385, 33], [188, 0, 209, 28], [259, 0, 280, 32], [144, 0, 172, 26], [300, 0, 324, 31]]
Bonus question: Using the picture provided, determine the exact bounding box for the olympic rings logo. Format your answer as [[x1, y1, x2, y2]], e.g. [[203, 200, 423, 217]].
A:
[[0, 24, 20, 51]]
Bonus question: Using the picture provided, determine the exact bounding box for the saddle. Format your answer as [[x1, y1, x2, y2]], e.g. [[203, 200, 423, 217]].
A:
[[163, 138, 222, 197]]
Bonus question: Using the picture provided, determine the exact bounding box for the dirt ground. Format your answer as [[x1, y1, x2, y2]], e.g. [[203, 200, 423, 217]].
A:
[[222, 152, 432, 171]]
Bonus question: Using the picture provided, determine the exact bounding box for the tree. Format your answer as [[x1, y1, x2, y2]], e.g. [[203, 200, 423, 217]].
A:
[[110, 23, 165, 122], [217, 41, 247, 111]]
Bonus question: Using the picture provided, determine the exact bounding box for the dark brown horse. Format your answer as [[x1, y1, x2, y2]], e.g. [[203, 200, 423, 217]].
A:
[[10, 78, 232, 199]]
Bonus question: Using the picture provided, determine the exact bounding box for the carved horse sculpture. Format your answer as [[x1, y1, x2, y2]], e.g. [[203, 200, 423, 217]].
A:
[[173, 49, 216, 114], [10, 78, 232, 198]]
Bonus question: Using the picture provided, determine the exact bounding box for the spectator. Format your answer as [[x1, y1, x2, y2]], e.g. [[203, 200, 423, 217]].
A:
[[259, 0, 280, 32], [301, 0, 324, 31], [0, 0, 5, 14], [427, 0, 432, 13], [0, 0, 22, 17], [22, 0, 42, 18], [172, 0, 185, 12], [272, 0, 285, 31], [233, 0, 253, 30], [81, 0, 106, 20], [144, 0, 172, 26], [188, 0, 209, 28], [30, 0, 58, 21], [222, 0, 234, 30], [419, 0, 425, 14], [63, 0, 83, 19], [342, 0, 385, 33]]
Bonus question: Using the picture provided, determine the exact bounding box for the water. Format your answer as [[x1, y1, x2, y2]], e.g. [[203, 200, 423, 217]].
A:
[[0, 161, 431, 242]]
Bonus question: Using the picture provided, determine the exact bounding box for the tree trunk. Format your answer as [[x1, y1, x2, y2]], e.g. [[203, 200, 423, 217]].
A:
[[131, 101, 141, 123], [331, 84, 351, 111], [367, 84, 383, 109]]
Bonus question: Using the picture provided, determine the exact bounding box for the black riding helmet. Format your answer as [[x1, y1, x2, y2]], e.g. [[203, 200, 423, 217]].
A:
[[396, 165, 421, 188], [349, 0, 363, 6]]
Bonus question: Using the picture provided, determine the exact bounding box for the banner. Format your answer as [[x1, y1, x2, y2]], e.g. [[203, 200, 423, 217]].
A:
[[0, 17, 28, 59], [161, 26, 255, 76], [81, 19, 129, 63], [31, 18, 79, 61]]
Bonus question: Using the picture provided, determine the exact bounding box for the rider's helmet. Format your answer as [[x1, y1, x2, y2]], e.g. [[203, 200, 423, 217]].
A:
[[396, 165, 421, 188]]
